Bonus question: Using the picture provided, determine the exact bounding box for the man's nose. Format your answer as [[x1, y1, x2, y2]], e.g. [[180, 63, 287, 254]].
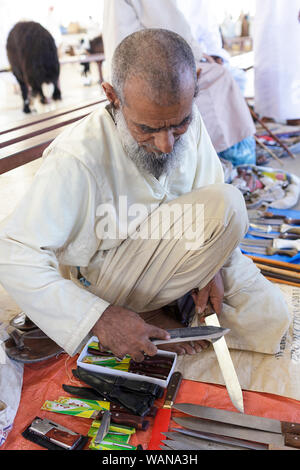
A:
[[153, 130, 175, 154]]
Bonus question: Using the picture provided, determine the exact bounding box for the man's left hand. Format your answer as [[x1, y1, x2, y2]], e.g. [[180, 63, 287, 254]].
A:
[[191, 270, 224, 319]]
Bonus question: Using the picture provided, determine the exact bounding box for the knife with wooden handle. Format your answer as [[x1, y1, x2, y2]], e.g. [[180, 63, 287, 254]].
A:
[[147, 372, 183, 450], [173, 403, 300, 436]]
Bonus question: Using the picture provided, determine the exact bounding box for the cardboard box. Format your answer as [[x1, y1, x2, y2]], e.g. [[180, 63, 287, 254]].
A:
[[77, 336, 177, 389]]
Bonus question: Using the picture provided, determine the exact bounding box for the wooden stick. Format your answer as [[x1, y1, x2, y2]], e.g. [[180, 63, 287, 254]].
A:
[[264, 276, 300, 288], [254, 135, 284, 166], [246, 255, 300, 272], [248, 106, 296, 159], [256, 263, 300, 280]]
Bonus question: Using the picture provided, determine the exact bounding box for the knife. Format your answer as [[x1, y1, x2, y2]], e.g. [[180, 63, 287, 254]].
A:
[[151, 326, 229, 345], [248, 210, 300, 222], [94, 410, 111, 445], [147, 372, 183, 450], [250, 223, 300, 236], [173, 416, 300, 449], [249, 218, 300, 226], [203, 312, 244, 413], [246, 231, 300, 240], [162, 433, 247, 450], [168, 427, 267, 450], [240, 245, 298, 258], [173, 403, 300, 436], [242, 237, 300, 250]]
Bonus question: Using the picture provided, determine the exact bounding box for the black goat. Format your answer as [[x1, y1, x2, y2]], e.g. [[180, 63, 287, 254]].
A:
[[6, 21, 61, 113]]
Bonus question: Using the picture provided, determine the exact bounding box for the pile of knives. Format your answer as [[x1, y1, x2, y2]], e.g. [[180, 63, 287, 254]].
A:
[[240, 209, 300, 285], [160, 404, 300, 451]]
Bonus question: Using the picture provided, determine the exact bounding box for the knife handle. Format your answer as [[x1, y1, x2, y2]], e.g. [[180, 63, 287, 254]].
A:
[[164, 372, 183, 407], [284, 433, 300, 449], [281, 422, 300, 435], [96, 409, 149, 431]]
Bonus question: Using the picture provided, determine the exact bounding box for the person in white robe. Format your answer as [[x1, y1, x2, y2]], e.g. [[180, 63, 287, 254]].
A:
[[0, 30, 290, 363], [254, 0, 300, 124], [176, 0, 248, 94], [102, 0, 256, 165]]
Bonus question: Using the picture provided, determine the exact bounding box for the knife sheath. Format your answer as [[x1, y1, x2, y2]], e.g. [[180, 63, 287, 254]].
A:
[[62, 385, 157, 417], [72, 368, 155, 416], [75, 367, 163, 398]]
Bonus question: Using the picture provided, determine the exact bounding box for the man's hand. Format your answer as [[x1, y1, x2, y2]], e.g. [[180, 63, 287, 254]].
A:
[[191, 271, 224, 319], [91, 305, 171, 362]]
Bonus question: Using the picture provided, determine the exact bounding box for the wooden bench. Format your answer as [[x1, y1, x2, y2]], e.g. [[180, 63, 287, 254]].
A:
[[0, 98, 107, 174]]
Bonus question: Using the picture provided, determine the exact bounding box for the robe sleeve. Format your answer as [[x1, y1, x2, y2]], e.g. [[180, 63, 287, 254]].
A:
[[0, 152, 110, 356]]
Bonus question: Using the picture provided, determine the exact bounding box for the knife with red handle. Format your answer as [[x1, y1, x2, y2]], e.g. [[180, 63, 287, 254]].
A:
[[147, 372, 183, 450]]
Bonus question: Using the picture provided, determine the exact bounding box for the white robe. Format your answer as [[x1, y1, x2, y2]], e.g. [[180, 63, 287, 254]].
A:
[[102, 0, 203, 82], [254, 0, 300, 121]]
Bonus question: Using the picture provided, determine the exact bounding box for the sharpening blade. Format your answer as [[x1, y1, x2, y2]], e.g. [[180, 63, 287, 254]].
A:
[[204, 313, 244, 413], [152, 325, 229, 345]]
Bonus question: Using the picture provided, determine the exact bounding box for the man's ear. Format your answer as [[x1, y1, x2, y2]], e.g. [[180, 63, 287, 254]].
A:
[[102, 82, 121, 108]]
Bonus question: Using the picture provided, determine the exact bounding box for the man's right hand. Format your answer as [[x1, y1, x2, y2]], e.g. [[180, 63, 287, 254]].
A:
[[91, 305, 171, 362]]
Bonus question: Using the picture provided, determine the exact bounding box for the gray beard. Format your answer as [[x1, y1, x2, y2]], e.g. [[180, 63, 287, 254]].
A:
[[114, 108, 188, 179]]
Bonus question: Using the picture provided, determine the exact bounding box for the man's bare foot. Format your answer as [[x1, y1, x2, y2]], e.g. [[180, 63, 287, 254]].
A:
[[139, 308, 209, 356]]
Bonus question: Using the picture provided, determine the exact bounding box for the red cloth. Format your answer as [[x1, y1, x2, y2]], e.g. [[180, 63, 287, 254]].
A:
[[2, 353, 300, 450]]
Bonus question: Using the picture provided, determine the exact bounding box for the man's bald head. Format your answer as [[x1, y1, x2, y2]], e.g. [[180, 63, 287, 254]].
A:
[[111, 28, 198, 105]]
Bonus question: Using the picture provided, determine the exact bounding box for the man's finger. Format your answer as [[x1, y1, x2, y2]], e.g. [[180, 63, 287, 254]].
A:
[[143, 340, 158, 358], [131, 350, 146, 363], [148, 325, 171, 341]]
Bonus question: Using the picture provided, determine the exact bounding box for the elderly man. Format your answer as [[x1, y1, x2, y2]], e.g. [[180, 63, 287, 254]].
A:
[[102, 0, 256, 165], [0, 30, 290, 363]]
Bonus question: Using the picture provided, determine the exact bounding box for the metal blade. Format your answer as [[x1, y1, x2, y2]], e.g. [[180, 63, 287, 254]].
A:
[[204, 314, 244, 413], [240, 245, 269, 255], [249, 223, 275, 233], [169, 427, 267, 450], [242, 238, 273, 247], [249, 218, 283, 226], [173, 404, 284, 434], [152, 326, 229, 345], [161, 439, 201, 451], [173, 416, 286, 446], [94, 410, 111, 445], [162, 433, 247, 450]]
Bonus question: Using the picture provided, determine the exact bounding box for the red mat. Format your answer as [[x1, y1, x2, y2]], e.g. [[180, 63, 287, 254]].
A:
[[2, 353, 300, 450]]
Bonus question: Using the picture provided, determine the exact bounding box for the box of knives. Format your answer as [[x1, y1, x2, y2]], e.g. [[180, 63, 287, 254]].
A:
[[77, 336, 177, 388]]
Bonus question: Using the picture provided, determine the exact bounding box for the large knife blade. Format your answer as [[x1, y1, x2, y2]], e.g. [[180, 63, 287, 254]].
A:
[[162, 432, 247, 450], [204, 313, 244, 413], [173, 403, 300, 436], [147, 372, 182, 450], [173, 416, 300, 449], [152, 326, 229, 345], [169, 427, 267, 450]]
